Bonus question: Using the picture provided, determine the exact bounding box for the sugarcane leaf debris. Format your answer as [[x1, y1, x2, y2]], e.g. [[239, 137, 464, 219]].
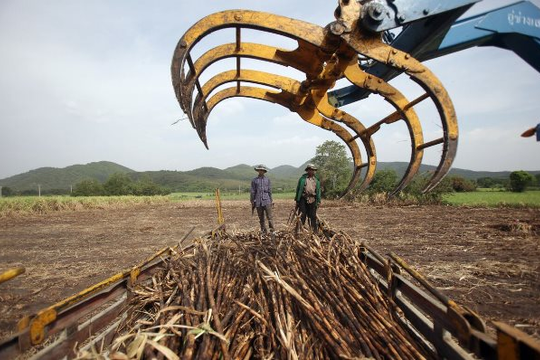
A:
[[91, 229, 433, 359]]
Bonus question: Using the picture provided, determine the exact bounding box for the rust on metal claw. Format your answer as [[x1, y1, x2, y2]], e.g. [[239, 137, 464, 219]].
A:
[[171, 2, 458, 196]]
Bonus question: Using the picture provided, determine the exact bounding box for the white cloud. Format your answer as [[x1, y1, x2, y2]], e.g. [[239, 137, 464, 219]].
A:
[[272, 113, 299, 126], [211, 99, 246, 118], [268, 135, 324, 147], [454, 125, 539, 171], [0, 0, 539, 179]]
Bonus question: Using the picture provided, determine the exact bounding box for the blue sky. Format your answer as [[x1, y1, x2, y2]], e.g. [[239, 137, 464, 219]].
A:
[[1, 0, 539, 179]]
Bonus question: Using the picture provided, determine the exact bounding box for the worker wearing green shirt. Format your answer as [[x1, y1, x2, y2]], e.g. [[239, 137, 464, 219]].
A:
[[295, 164, 321, 232]]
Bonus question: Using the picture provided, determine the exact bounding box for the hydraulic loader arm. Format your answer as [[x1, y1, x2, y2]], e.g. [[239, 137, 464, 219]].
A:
[[171, 1, 462, 195], [330, 0, 540, 107]]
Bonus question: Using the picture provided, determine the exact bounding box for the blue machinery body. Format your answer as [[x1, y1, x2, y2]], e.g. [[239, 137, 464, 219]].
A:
[[329, 0, 540, 107]]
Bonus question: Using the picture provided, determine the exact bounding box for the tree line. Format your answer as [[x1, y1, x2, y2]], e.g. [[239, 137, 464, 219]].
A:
[[310, 141, 539, 200], [0, 173, 171, 197], [1, 141, 537, 197], [71, 173, 171, 196]]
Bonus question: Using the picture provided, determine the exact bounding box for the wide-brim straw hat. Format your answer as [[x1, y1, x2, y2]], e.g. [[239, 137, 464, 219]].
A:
[[254, 164, 268, 172], [304, 164, 317, 171]]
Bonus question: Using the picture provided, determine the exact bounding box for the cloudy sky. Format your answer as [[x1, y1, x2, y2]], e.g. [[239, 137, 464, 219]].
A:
[[1, 0, 539, 179]]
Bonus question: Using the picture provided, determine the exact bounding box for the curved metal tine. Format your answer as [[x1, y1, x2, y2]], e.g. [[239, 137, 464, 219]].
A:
[[343, 35, 458, 193], [191, 69, 369, 194], [191, 86, 284, 147], [312, 93, 377, 193], [409, 76, 457, 193], [306, 111, 364, 198], [192, 69, 312, 132], [191, 69, 301, 137], [182, 41, 324, 122], [343, 62, 424, 195], [196, 86, 364, 196], [171, 10, 327, 116]]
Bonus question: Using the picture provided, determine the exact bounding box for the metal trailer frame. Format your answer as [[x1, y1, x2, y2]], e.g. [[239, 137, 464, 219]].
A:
[[1, 224, 539, 359]]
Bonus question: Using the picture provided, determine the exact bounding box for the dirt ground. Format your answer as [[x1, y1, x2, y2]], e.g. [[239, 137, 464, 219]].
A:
[[1, 200, 539, 343]]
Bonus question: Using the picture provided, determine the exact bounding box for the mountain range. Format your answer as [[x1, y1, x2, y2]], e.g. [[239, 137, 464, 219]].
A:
[[0, 161, 538, 193]]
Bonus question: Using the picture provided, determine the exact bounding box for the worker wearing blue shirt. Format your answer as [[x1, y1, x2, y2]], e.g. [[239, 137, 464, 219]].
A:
[[250, 165, 274, 234]]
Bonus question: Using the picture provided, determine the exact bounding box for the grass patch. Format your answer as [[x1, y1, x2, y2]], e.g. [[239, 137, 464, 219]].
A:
[[170, 192, 295, 201], [476, 187, 508, 192], [0, 195, 171, 216], [0, 192, 297, 216], [7, 190, 536, 216], [443, 190, 540, 207]]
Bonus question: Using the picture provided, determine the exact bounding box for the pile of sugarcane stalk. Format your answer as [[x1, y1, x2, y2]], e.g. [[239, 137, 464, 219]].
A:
[[106, 229, 432, 360]]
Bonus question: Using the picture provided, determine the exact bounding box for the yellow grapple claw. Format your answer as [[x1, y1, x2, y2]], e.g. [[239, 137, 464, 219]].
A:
[[171, 2, 458, 196]]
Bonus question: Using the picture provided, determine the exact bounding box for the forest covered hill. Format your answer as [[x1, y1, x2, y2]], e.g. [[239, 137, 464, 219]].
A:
[[1, 161, 538, 193]]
